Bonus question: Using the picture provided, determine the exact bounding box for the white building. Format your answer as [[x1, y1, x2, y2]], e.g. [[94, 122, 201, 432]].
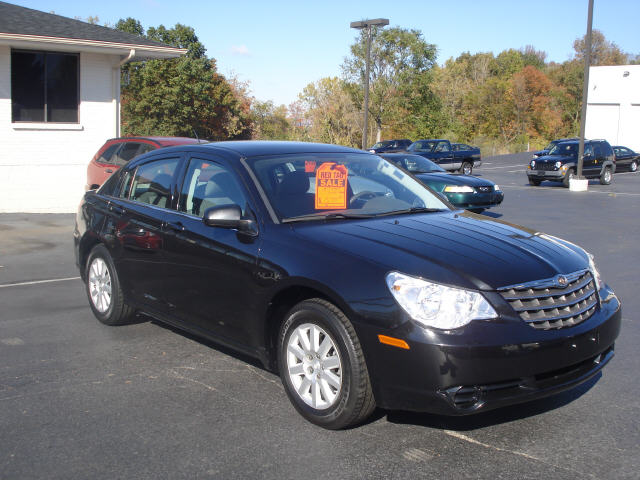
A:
[[0, 2, 185, 212], [585, 65, 640, 152]]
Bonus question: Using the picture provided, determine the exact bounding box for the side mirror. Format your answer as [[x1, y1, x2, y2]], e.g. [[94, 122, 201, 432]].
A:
[[203, 204, 258, 236]]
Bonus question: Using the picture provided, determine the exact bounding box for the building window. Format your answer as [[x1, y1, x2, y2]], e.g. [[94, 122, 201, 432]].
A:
[[11, 50, 79, 123]]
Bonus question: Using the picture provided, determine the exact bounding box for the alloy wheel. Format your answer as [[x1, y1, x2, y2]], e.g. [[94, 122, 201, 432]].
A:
[[286, 323, 342, 410], [88, 257, 112, 313]]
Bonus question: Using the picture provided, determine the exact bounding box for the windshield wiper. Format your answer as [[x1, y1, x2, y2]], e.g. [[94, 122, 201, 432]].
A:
[[374, 207, 446, 217], [282, 212, 376, 223]]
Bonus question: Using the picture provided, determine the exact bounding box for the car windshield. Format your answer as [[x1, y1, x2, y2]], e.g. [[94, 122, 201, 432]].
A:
[[548, 143, 578, 157], [247, 153, 449, 221], [384, 154, 445, 173], [371, 141, 392, 149], [544, 141, 558, 151], [407, 141, 437, 153]]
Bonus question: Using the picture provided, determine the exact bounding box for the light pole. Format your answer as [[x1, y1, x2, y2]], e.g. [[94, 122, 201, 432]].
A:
[[576, 0, 594, 181], [350, 18, 389, 150]]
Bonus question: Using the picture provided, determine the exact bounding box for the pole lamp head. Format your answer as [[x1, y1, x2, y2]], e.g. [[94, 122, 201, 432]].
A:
[[350, 18, 389, 30]]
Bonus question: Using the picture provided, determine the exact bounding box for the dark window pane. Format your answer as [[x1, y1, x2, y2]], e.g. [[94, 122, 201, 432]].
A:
[[130, 158, 179, 209], [98, 144, 120, 164], [11, 51, 45, 122], [46, 53, 78, 122], [113, 143, 143, 167]]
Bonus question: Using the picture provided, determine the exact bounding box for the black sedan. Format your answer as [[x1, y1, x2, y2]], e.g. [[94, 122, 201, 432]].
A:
[[613, 145, 639, 172], [382, 153, 503, 213], [74, 141, 620, 429]]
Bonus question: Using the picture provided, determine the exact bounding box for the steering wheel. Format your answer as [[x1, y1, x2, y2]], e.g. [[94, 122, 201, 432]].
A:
[[349, 190, 378, 206]]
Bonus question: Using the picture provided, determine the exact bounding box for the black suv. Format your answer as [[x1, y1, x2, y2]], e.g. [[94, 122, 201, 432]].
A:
[[527, 139, 616, 187]]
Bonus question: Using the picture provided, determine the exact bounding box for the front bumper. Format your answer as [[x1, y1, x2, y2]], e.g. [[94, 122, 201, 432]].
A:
[[446, 190, 504, 209], [527, 168, 565, 181], [356, 286, 621, 415]]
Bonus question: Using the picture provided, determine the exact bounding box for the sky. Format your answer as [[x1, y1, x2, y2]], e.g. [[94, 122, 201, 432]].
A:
[[11, 0, 640, 106]]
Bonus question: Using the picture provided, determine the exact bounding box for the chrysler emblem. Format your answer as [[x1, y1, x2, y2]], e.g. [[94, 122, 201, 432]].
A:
[[556, 275, 568, 287]]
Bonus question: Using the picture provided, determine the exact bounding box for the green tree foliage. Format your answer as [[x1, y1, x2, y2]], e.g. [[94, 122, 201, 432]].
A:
[[116, 19, 252, 140], [342, 27, 440, 142], [250, 100, 292, 140]]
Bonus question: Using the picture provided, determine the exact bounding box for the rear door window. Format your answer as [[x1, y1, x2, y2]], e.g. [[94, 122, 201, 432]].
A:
[[113, 142, 144, 167], [97, 144, 119, 164], [129, 158, 180, 209]]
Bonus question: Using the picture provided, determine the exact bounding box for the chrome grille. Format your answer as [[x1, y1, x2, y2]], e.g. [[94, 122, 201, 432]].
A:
[[498, 270, 598, 330]]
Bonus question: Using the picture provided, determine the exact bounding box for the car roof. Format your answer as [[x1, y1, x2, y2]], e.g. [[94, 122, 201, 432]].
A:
[[413, 139, 447, 142], [179, 140, 363, 157], [106, 136, 202, 146]]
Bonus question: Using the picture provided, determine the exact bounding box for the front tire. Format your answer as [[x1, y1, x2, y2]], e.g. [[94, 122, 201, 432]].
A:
[[600, 166, 612, 185], [277, 298, 375, 429], [460, 161, 472, 175], [529, 178, 541, 186], [85, 244, 135, 326]]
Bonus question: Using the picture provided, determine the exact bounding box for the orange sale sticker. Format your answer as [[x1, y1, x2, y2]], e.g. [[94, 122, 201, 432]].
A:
[[315, 162, 348, 209], [305, 160, 317, 173]]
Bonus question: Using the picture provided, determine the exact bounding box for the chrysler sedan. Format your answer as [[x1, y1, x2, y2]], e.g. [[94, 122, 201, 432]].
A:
[[74, 141, 621, 429]]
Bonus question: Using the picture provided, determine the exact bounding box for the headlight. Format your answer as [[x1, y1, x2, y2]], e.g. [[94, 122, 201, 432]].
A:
[[531, 160, 536, 168], [555, 161, 562, 169], [588, 254, 603, 291], [532, 154, 539, 159], [386, 271, 497, 329], [494, 184, 500, 191], [443, 185, 474, 193]]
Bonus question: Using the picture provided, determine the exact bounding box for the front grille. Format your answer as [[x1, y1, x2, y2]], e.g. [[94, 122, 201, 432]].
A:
[[476, 186, 493, 192], [498, 270, 598, 330], [535, 163, 557, 171]]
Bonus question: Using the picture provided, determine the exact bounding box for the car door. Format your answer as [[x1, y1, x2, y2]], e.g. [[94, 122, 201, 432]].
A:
[[434, 141, 455, 169], [581, 144, 597, 177], [106, 155, 181, 312], [161, 154, 262, 347]]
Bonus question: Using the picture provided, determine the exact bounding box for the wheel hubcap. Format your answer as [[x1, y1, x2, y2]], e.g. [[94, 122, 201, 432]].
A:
[[286, 323, 342, 410], [605, 171, 611, 182], [88, 258, 112, 313], [631, 162, 637, 172]]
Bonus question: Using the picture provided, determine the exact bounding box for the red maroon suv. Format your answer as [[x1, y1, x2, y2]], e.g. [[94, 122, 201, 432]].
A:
[[86, 137, 203, 190]]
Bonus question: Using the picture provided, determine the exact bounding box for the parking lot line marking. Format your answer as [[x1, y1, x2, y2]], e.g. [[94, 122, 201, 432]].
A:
[[499, 184, 640, 196], [0, 276, 81, 288]]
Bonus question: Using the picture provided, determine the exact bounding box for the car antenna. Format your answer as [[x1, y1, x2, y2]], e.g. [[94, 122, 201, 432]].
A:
[[192, 127, 201, 144]]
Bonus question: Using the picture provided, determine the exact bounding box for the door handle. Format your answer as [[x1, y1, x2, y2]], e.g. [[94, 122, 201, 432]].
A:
[[166, 221, 185, 232], [109, 204, 125, 215], [105, 168, 114, 173]]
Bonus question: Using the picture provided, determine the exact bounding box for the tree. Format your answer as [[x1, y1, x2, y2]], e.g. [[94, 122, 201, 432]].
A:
[[573, 29, 627, 66], [116, 20, 252, 140], [250, 101, 291, 140], [298, 77, 361, 146], [342, 27, 439, 142]]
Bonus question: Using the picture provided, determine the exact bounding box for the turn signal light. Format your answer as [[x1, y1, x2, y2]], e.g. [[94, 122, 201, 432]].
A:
[[378, 334, 410, 350]]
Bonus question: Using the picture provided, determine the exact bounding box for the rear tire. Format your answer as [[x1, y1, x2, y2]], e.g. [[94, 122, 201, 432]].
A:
[[528, 178, 541, 186], [460, 162, 472, 175], [85, 244, 135, 326], [600, 166, 612, 185], [630, 160, 637, 173], [562, 168, 575, 188], [277, 298, 375, 429]]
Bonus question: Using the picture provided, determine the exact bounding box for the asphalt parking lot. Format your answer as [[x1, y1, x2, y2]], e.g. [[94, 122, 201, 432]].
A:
[[1, 153, 639, 479]]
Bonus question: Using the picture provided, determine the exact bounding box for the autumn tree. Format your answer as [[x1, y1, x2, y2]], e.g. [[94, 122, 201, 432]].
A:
[[573, 29, 627, 66]]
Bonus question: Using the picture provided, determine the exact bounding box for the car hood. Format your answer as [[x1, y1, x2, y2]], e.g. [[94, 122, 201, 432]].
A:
[[414, 172, 494, 187], [291, 211, 589, 291], [536, 154, 575, 163]]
